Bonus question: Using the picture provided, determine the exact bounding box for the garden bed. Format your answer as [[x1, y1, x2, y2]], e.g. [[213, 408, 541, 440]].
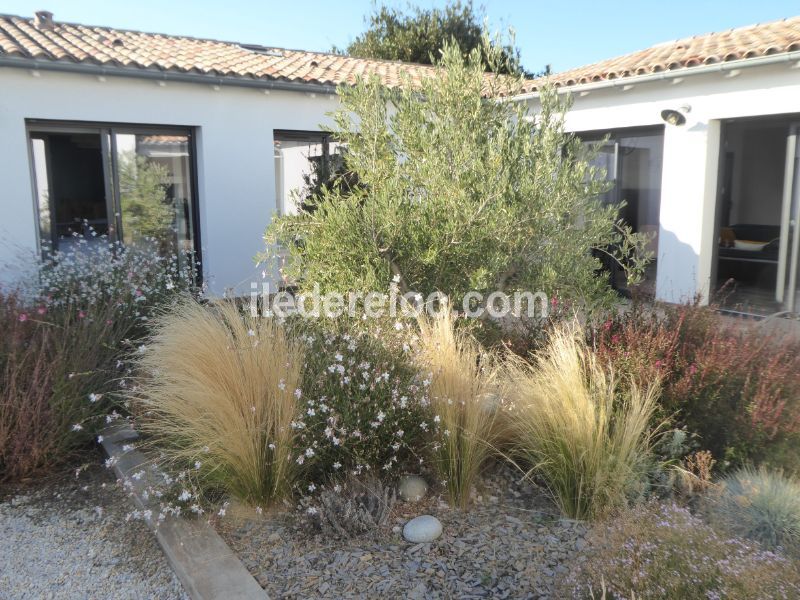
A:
[[215, 464, 586, 599]]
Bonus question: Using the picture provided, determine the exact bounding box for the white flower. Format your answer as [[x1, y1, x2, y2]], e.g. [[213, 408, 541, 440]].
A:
[[278, 380, 286, 391], [296, 455, 305, 465], [294, 388, 302, 399], [194, 461, 202, 470], [247, 329, 256, 337], [96, 435, 104, 443], [304, 447, 315, 457], [333, 462, 342, 470], [255, 506, 263, 515], [392, 273, 401, 283], [333, 484, 342, 493], [307, 407, 316, 416], [178, 490, 192, 502], [376, 411, 386, 422], [137, 345, 147, 353], [433, 415, 441, 423], [71, 423, 83, 431], [308, 483, 316, 492], [394, 321, 403, 331], [306, 507, 318, 515], [88, 393, 102, 403], [268, 443, 276, 450], [334, 353, 343, 362], [217, 507, 226, 517]]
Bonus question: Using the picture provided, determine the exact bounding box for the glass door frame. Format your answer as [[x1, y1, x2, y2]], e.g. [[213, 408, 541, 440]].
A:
[[26, 119, 202, 277]]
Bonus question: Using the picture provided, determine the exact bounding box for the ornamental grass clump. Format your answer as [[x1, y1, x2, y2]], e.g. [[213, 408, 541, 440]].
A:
[[703, 466, 800, 554], [133, 298, 302, 506], [504, 322, 660, 520], [416, 309, 501, 509]]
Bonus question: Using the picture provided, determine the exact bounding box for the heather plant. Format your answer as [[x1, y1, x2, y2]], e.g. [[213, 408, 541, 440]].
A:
[[291, 320, 434, 491], [703, 467, 800, 554], [504, 322, 661, 520], [132, 298, 302, 505], [563, 501, 800, 599], [415, 309, 502, 509], [593, 301, 800, 470]]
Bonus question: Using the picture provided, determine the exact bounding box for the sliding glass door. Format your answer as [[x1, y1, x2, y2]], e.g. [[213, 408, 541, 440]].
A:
[[28, 122, 198, 269], [715, 117, 800, 316], [579, 127, 665, 295]]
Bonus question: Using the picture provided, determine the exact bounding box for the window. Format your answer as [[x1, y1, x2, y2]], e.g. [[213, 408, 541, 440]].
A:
[[273, 130, 342, 215], [27, 122, 199, 270], [579, 127, 664, 293]]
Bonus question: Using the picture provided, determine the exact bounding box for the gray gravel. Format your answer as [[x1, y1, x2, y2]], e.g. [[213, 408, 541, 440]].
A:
[[0, 464, 186, 600], [217, 463, 587, 599]]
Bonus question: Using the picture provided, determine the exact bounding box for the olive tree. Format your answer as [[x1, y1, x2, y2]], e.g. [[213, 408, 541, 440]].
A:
[[263, 42, 650, 313]]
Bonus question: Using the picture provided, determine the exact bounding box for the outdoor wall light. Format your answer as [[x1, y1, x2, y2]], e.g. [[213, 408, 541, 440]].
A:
[[660, 104, 691, 126]]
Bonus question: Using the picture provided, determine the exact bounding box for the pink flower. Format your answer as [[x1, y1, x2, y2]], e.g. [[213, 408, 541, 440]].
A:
[[603, 319, 613, 331], [36, 306, 47, 315], [688, 363, 698, 375], [78, 310, 86, 319], [18, 313, 28, 322], [611, 334, 620, 344]]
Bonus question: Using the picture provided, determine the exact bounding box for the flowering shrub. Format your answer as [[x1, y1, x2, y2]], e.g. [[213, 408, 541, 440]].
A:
[[292, 321, 434, 493], [564, 501, 800, 599], [593, 302, 800, 470], [0, 236, 196, 482]]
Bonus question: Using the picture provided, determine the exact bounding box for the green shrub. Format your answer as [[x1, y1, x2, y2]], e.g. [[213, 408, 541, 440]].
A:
[[263, 41, 650, 314], [564, 501, 800, 599], [593, 302, 800, 470], [703, 467, 800, 554], [504, 322, 660, 520]]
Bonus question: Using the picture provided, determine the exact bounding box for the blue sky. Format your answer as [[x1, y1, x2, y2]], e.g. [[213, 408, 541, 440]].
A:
[[3, 1, 799, 72]]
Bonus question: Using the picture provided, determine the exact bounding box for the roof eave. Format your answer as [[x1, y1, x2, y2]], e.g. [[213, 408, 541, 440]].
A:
[[0, 55, 339, 94], [512, 49, 800, 101]]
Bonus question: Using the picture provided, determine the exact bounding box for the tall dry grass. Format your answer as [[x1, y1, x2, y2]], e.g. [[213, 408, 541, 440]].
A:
[[416, 309, 501, 509], [133, 298, 303, 505], [503, 322, 660, 520]]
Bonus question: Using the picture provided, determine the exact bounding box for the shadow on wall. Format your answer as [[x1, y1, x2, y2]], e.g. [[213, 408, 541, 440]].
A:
[[655, 228, 701, 304]]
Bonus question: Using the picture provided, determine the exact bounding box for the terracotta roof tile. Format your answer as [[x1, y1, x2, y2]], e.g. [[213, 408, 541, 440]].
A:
[[2, 13, 799, 95], [521, 15, 800, 93], [0, 12, 439, 89]]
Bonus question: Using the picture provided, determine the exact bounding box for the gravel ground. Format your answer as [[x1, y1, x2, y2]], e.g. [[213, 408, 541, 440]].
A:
[[217, 463, 586, 599], [0, 464, 186, 600]]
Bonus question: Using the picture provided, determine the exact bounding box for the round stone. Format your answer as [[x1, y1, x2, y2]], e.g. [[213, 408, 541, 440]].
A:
[[398, 475, 428, 502], [402, 515, 442, 543]]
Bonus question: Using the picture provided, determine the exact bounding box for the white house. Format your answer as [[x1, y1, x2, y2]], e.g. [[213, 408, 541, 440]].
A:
[[2, 10, 800, 316]]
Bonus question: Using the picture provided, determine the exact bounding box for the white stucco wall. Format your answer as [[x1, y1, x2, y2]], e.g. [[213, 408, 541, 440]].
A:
[[0, 67, 337, 295], [526, 61, 800, 303]]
